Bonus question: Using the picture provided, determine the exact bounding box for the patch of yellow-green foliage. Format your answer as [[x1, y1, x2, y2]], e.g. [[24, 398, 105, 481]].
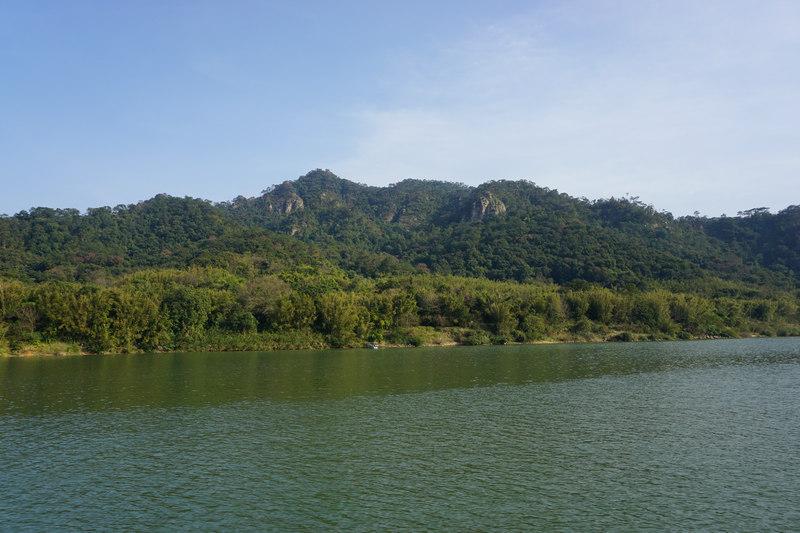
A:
[[12, 341, 84, 356], [0, 267, 798, 355]]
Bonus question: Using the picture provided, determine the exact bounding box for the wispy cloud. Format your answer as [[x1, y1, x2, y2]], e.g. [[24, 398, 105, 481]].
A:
[[336, 1, 800, 215]]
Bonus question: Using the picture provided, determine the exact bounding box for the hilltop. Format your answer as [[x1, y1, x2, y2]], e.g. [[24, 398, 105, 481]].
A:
[[225, 169, 799, 288]]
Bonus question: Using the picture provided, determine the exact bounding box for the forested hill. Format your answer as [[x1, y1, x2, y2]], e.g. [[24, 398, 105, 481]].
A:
[[1, 169, 798, 288], [0, 195, 334, 281], [222, 169, 799, 287]]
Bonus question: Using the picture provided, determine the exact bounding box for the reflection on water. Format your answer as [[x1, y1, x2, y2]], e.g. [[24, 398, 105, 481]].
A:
[[1, 338, 799, 530], [2, 338, 799, 414]]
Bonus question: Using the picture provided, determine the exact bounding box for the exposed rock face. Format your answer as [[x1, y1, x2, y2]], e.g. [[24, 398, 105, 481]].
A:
[[265, 182, 305, 215], [278, 193, 304, 214], [470, 192, 507, 221], [382, 205, 420, 226], [265, 193, 304, 215]]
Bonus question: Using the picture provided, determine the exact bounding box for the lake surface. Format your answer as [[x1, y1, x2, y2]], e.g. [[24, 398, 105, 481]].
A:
[[2, 338, 800, 530]]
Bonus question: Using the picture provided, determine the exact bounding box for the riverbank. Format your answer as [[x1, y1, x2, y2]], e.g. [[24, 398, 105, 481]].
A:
[[3, 326, 797, 357]]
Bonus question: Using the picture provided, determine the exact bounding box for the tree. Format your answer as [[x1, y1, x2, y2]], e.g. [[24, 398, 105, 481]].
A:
[[631, 292, 672, 331], [317, 292, 363, 347]]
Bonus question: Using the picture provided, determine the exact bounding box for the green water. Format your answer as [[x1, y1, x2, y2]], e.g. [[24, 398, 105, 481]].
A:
[[2, 338, 800, 530]]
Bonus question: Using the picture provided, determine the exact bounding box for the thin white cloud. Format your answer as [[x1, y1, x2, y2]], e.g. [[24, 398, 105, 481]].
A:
[[336, 1, 800, 215]]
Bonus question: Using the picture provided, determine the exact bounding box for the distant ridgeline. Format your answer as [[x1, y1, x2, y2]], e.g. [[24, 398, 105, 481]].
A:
[[0, 169, 798, 354]]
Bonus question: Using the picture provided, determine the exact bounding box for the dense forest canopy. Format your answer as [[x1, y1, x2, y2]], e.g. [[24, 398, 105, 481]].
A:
[[1, 169, 798, 354], [3, 169, 797, 287]]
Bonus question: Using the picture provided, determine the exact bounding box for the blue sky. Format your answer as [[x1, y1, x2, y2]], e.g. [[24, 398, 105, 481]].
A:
[[1, 0, 798, 216]]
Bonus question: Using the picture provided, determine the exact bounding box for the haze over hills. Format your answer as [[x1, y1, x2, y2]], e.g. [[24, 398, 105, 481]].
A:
[[1, 169, 798, 289]]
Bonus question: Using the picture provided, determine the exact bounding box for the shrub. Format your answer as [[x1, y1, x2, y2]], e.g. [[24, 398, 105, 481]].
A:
[[520, 314, 547, 341], [461, 329, 491, 346], [609, 331, 633, 342], [490, 334, 509, 345]]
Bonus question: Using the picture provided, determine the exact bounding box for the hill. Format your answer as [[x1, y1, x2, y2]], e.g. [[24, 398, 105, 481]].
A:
[[1, 169, 798, 288], [222, 169, 799, 287], [0, 194, 337, 282]]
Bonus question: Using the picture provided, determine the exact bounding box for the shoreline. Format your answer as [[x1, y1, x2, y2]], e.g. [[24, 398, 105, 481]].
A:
[[2, 332, 793, 358]]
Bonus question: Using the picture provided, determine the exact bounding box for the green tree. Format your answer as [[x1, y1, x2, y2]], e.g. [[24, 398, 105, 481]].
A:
[[586, 288, 615, 323], [631, 292, 672, 331], [317, 292, 362, 347]]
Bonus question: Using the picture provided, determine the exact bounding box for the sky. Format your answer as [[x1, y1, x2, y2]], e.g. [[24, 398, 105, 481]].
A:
[[1, 0, 798, 216]]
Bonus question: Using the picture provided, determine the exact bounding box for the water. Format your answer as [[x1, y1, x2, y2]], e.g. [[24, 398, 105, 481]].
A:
[[2, 338, 800, 530]]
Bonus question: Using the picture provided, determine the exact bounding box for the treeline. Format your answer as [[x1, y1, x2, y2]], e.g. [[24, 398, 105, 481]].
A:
[[2, 266, 798, 355]]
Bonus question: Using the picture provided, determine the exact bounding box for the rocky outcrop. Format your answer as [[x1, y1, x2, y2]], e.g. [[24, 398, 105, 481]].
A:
[[469, 192, 507, 221], [381, 205, 421, 226], [278, 192, 304, 214], [264, 182, 305, 215]]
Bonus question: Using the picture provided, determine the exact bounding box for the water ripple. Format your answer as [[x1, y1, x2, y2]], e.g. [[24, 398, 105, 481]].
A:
[[1, 338, 800, 530]]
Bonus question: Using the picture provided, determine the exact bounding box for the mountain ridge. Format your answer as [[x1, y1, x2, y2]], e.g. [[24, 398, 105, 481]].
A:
[[1, 169, 798, 289], [221, 169, 799, 287]]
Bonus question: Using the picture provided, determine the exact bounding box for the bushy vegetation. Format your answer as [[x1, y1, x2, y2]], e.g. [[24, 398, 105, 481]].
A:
[[1, 267, 797, 354]]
